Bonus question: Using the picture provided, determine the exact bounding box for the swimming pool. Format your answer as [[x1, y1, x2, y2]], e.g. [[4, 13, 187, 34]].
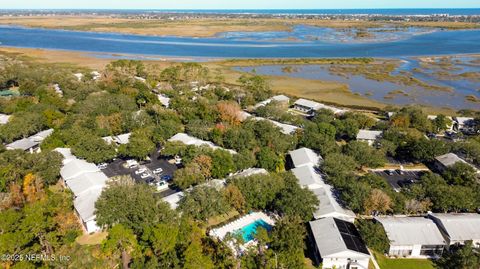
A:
[[237, 219, 272, 242]]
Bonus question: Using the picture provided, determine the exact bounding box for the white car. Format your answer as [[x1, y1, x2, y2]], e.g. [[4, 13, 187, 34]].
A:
[[156, 180, 169, 192], [135, 168, 147, 175], [140, 173, 151, 179], [153, 168, 163, 174], [97, 163, 108, 169]]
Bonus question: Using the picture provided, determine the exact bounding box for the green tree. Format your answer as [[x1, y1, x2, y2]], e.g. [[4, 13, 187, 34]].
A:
[[436, 241, 480, 269], [356, 219, 389, 253], [178, 186, 230, 221], [229, 174, 284, 210], [443, 162, 478, 186], [118, 130, 155, 160], [343, 141, 386, 168], [210, 149, 235, 178], [71, 132, 116, 164], [102, 224, 140, 269]]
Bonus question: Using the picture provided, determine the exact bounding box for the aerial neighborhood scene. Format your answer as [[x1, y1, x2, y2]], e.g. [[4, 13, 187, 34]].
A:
[[1, 0, 480, 268]]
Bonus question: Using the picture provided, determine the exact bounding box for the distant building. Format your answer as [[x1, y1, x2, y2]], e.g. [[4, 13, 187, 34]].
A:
[[229, 168, 268, 178], [168, 133, 237, 154], [157, 94, 171, 108], [427, 115, 454, 131], [453, 117, 477, 133], [428, 213, 480, 248], [356, 130, 382, 146], [56, 148, 108, 233], [293, 98, 346, 115], [375, 216, 446, 258], [288, 147, 322, 168], [288, 147, 355, 222], [6, 129, 54, 153], [253, 94, 290, 109], [0, 113, 11, 125], [308, 217, 370, 269], [434, 153, 479, 174], [252, 117, 299, 135], [102, 133, 131, 145], [162, 191, 184, 209]]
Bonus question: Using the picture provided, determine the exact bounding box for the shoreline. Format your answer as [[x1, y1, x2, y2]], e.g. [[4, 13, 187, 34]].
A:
[[0, 46, 471, 115]]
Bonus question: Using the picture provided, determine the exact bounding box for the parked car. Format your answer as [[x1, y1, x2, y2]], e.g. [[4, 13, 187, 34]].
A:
[[385, 169, 395, 175], [97, 163, 108, 170], [140, 173, 150, 179], [395, 169, 404, 175], [156, 180, 169, 192], [135, 168, 147, 175], [161, 175, 173, 182], [153, 168, 163, 174], [125, 159, 139, 168]]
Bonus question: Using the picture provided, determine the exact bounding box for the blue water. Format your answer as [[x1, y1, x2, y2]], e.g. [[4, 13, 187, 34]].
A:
[[3, 9, 480, 16], [1, 25, 480, 58], [237, 219, 272, 242]]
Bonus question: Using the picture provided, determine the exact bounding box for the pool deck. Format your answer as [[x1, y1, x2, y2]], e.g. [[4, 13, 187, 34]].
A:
[[209, 212, 275, 241]]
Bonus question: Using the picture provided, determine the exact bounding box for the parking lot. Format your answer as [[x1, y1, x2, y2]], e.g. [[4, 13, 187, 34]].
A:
[[102, 150, 178, 192], [372, 170, 428, 192]]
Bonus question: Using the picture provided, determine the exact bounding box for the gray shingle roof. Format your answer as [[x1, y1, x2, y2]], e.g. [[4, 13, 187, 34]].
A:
[[429, 213, 480, 242], [289, 147, 322, 168]]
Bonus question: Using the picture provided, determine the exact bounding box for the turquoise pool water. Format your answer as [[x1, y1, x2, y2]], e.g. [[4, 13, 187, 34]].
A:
[[237, 219, 272, 242]]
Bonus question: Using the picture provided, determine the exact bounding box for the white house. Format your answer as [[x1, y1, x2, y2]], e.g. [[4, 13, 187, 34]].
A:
[[157, 94, 171, 108], [229, 168, 268, 178], [168, 133, 237, 154], [162, 191, 184, 209], [289, 147, 355, 222], [293, 98, 346, 115], [56, 148, 108, 234], [434, 153, 479, 174], [427, 115, 454, 131], [309, 217, 370, 269], [0, 113, 11, 125], [6, 129, 54, 153], [289, 147, 322, 168], [356, 130, 382, 146], [428, 213, 480, 248], [252, 117, 299, 135], [453, 117, 476, 133], [375, 216, 446, 258], [102, 133, 131, 145], [253, 94, 290, 108]]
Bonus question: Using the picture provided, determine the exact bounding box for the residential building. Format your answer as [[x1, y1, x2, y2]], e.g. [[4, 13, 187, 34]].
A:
[[168, 133, 237, 154], [157, 94, 171, 108], [229, 168, 268, 178], [162, 191, 184, 209], [375, 216, 446, 258], [288, 147, 322, 168], [454, 117, 477, 133], [434, 153, 479, 174], [6, 129, 53, 153], [253, 117, 299, 135], [293, 98, 346, 115], [253, 94, 290, 108], [309, 217, 370, 269], [289, 147, 355, 222], [428, 213, 480, 248], [427, 115, 454, 131], [56, 148, 108, 233], [102, 133, 131, 145], [0, 113, 10, 125], [356, 130, 382, 146]]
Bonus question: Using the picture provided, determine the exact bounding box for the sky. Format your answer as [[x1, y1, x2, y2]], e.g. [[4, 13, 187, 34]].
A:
[[1, 0, 479, 10]]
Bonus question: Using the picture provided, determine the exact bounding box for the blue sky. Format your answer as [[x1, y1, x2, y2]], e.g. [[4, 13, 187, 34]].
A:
[[1, 0, 479, 9]]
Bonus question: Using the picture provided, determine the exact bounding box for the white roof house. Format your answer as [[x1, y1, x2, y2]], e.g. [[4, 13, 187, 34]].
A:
[[434, 153, 479, 173], [168, 133, 237, 154], [311, 187, 355, 222], [60, 159, 100, 181], [6, 129, 54, 153], [289, 147, 355, 222], [0, 114, 11, 125], [375, 216, 446, 258], [57, 149, 108, 234], [102, 133, 131, 145], [356, 130, 383, 146], [254, 94, 290, 108], [157, 94, 171, 108], [162, 191, 184, 209], [230, 168, 268, 178], [309, 217, 370, 269], [253, 117, 299, 135], [428, 213, 480, 247], [289, 147, 322, 168], [293, 98, 346, 115]]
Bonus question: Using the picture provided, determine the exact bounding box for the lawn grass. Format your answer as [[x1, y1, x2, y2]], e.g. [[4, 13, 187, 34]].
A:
[[76, 231, 108, 245], [373, 251, 435, 269]]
